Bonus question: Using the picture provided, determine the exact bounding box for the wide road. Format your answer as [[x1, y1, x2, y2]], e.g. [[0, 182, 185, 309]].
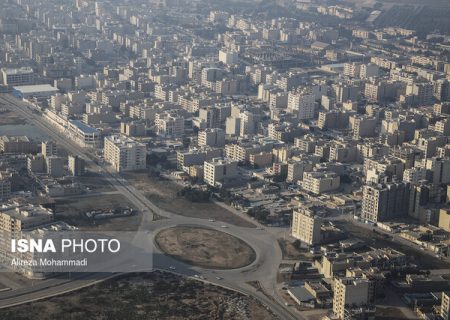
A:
[[0, 94, 303, 320]]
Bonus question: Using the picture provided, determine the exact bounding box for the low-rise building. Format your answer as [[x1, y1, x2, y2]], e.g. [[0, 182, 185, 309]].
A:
[[301, 171, 340, 195]]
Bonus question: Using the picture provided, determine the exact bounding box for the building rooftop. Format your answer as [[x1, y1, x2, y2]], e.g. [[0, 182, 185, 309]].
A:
[[69, 120, 99, 134], [1, 67, 33, 75], [13, 84, 58, 94], [0, 136, 31, 143], [0, 203, 53, 222]]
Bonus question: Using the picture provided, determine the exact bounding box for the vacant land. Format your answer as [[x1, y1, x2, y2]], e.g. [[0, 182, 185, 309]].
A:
[[75, 171, 115, 192], [156, 226, 256, 269], [0, 272, 276, 320], [123, 171, 255, 227], [277, 239, 313, 261], [55, 194, 142, 231], [376, 307, 417, 320], [0, 109, 27, 126]]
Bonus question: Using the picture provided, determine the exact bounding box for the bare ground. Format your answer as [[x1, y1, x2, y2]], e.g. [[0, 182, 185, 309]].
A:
[[55, 194, 142, 231], [123, 171, 255, 228], [155, 226, 256, 269], [0, 109, 27, 125], [277, 239, 313, 261], [0, 271, 277, 320]]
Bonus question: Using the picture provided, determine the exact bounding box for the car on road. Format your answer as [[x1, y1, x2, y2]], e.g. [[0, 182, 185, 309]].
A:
[[221, 225, 228, 228], [215, 276, 222, 280], [208, 219, 215, 222], [169, 266, 176, 270]]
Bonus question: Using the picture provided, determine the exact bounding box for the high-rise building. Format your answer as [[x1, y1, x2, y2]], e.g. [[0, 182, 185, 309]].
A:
[[198, 128, 225, 148], [291, 207, 322, 246], [203, 157, 238, 187], [405, 82, 434, 106], [333, 277, 372, 320], [362, 181, 410, 223], [104, 135, 147, 172], [441, 292, 450, 320], [287, 89, 315, 120], [0, 177, 11, 201], [155, 113, 184, 138], [41, 141, 57, 158], [46, 156, 65, 177], [68, 155, 86, 176]]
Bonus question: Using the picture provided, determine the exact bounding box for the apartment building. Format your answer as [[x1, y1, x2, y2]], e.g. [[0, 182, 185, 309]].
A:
[[361, 181, 410, 223], [333, 277, 371, 320], [198, 128, 225, 148], [203, 157, 238, 187], [68, 155, 86, 176], [0, 136, 36, 154], [291, 207, 322, 246], [155, 112, 184, 138], [104, 135, 147, 172], [301, 171, 340, 195], [0, 177, 11, 201], [0, 203, 53, 233], [287, 89, 316, 120]]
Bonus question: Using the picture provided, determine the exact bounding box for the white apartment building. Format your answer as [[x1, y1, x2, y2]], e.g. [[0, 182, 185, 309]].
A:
[[219, 50, 238, 65], [333, 277, 371, 320], [198, 128, 225, 148], [301, 171, 340, 195], [403, 167, 427, 184], [203, 157, 238, 187], [287, 89, 315, 120], [104, 135, 147, 172], [155, 113, 184, 138], [291, 208, 322, 246]]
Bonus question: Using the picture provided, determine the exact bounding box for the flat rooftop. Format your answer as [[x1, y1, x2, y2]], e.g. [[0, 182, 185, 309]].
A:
[[69, 120, 99, 134], [1, 67, 33, 75], [13, 84, 59, 93]]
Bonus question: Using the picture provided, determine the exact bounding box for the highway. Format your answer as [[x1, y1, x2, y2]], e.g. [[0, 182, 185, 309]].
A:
[[0, 94, 303, 320]]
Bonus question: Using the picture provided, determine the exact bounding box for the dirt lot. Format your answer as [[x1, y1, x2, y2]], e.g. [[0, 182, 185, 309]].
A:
[[277, 239, 313, 260], [0, 109, 27, 125], [376, 307, 417, 319], [122, 171, 255, 228], [75, 172, 115, 193], [0, 272, 277, 320], [156, 226, 256, 269], [55, 194, 142, 231]]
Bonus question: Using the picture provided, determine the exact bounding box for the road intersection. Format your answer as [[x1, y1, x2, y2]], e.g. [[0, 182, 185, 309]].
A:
[[0, 94, 302, 320]]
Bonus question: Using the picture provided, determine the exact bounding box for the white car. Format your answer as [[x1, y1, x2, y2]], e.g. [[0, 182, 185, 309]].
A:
[[208, 219, 216, 222], [169, 266, 176, 270], [221, 225, 228, 228]]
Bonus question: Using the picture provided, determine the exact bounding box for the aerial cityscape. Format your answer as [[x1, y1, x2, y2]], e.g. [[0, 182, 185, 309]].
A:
[[0, 0, 450, 319]]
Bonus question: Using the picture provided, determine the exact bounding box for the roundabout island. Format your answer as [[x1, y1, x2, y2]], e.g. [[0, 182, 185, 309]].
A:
[[155, 226, 256, 269]]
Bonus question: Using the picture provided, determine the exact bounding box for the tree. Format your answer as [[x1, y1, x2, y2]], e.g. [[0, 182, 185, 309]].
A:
[[178, 187, 210, 202], [248, 207, 270, 223]]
